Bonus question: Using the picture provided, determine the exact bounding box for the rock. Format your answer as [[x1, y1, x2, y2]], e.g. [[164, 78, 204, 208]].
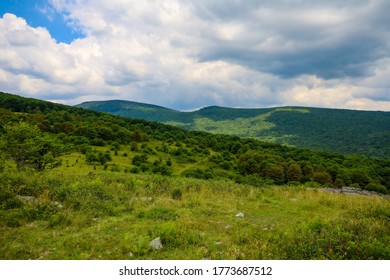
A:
[[16, 195, 65, 208], [16, 195, 37, 204], [235, 212, 244, 218], [150, 237, 163, 250], [320, 187, 389, 198], [52, 201, 63, 209]]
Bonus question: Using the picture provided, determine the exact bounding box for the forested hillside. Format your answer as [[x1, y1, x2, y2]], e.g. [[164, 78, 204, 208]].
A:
[[77, 100, 390, 158], [1, 92, 389, 193]]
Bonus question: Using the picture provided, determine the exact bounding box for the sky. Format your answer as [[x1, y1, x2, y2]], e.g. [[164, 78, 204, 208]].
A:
[[0, 0, 389, 111]]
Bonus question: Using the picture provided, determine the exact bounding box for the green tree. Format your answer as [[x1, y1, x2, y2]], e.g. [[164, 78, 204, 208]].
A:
[[130, 141, 138, 151], [132, 154, 148, 166], [0, 152, 5, 172], [312, 171, 333, 185], [263, 164, 285, 184], [0, 122, 63, 171], [86, 152, 99, 164], [286, 163, 303, 182], [99, 152, 111, 165], [132, 130, 144, 142]]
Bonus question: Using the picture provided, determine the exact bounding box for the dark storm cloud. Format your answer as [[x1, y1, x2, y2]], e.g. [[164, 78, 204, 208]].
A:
[[194, 0, 390, 79]]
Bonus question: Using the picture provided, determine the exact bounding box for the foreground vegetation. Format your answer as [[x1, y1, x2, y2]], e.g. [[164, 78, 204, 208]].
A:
[[1, 169, 389, 260]]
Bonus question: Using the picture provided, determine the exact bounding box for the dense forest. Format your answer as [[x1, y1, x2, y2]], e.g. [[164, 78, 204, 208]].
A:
[[1, 92, 389, 194], [78, 100, 390, 158]]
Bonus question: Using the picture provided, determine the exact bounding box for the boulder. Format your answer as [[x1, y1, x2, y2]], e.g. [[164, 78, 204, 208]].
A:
[[150, 237, 163, 250]]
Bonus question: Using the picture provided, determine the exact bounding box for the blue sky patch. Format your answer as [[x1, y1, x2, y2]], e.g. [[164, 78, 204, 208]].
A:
[[0, 0, 83, 43]]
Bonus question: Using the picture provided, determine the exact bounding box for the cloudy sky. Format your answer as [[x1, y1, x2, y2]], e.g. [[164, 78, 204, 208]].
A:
[[1, 0, 389, 111]]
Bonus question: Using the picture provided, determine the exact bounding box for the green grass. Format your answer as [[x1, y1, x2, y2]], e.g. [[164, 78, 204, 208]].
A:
[[1, 169, 389, 260], [167, 113, 276, 139]]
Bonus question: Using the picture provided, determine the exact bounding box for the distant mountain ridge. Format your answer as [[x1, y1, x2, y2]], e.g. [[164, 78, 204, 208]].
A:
[[78, 100, 182, 122], [76, 100, 390, 158]]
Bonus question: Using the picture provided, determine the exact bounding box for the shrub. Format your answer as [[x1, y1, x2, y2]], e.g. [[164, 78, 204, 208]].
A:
[[0, 153, 5, 173], [312, 171, 333, 185], [132, 154, 148, 166], [364, 183, 388, 194], [137, 207, 178, 221], [171, 188, 182, 200], [182, 168, 214, 179], [111, 165, 121, 172], [0, 186, 23, 210], [129, 166, 140, 174]]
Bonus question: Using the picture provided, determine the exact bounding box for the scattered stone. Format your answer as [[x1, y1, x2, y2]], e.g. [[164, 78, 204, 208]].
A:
[[214, 241, 223, 245], [150, 237, 163, 250], [52, 201, 63, 209], [320, 187, 389, 198], [224, 224, 232, 229], [235, 212, 244, 218], [16, 195, 65, 208], [16, 195, 37, 204]]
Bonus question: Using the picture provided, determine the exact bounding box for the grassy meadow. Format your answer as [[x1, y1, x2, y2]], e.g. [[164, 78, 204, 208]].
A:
[[1, 162, 389, 260]]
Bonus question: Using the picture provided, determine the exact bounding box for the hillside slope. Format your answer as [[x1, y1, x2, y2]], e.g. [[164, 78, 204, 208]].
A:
[[77, 100, 390, 158], [2, 91, 390, 192]]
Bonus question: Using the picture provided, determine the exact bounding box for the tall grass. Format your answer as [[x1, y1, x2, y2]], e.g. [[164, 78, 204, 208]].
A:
[[1, 170, 389, 259]]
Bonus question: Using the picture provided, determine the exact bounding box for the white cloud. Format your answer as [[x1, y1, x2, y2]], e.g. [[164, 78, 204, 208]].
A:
[[0, 0, 389, 111]]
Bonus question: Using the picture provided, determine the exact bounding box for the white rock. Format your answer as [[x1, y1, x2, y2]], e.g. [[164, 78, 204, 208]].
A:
[[150, 237, 163, 250], [235, 212, 244, 218]]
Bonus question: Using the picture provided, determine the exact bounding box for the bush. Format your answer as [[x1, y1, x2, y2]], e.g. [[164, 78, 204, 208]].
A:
[[182, 168, 214, 179], [152, 164, 172, 176], [0, 186, 23, 210], [111, 165, 121, 172], [129, 166, 140, 174], [90, 138, 105, 146], [364, 183, 388, 194], [132, 154, 148, 166], [171, 188, 182, 200], [0, 154, 5, 173], [137, 207, 178, 221], [312, 171, 333, 185]]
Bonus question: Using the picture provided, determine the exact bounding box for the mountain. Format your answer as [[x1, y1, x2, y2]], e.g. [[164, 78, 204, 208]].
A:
[[76, 100, 390, 158], [78, 100, 182, 122]]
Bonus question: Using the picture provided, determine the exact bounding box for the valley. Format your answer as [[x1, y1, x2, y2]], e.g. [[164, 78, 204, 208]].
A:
[[77, 100, 390, 158]]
